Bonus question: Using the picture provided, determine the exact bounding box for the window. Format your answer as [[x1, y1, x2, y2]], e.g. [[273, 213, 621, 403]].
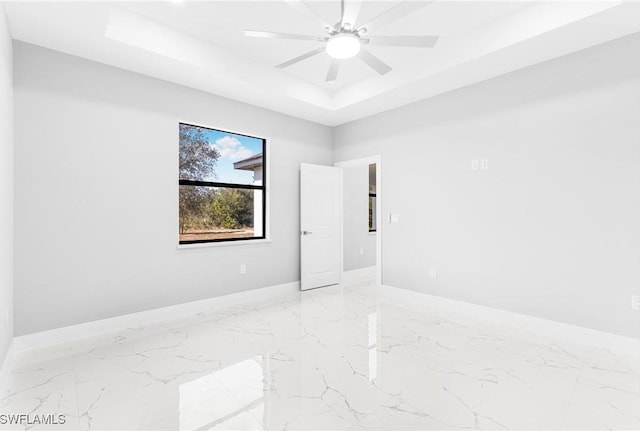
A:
[[369, 163, 377, 232], [178, 123, 266, 244]]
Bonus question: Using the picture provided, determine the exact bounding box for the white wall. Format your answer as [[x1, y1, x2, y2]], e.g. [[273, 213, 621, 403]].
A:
[[13, 42, 333, 336], [0, 5, 13, 363], [343, 164, 375, 271], [334, 33, 640, 339]]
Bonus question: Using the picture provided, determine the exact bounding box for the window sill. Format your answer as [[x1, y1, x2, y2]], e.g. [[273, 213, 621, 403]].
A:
[[177, 239, 272, 249]]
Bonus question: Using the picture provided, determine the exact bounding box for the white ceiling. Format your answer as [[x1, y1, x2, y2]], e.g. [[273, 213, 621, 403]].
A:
[[5, 0, 640, 126]]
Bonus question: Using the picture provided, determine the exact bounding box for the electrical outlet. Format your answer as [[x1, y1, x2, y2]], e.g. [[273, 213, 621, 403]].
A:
[[240, 264, 247, 275], [632, 295, 640, 311], [471, 160, 479, 170], [480, 159, 489, 170], [359, 247, 364, 255], [429, 267, 437, 278]]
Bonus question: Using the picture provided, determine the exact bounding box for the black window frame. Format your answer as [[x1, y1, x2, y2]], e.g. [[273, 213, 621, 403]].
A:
[[178, 122, 267, 245]]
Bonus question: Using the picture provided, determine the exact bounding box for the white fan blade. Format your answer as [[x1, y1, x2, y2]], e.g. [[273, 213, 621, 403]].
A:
[[276, 47, 326, 69], [326, 59, 340, 82], [358, 48, 392, 75], [284, 0, 336, 32], [244, 30, 326, 42], [366, 35, 439, 48], [358, 1, 431, 34], [341, 0, 362, 30]]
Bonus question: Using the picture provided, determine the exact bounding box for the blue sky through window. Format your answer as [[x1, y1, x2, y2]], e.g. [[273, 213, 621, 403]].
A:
[[200, 128, 263, 184]]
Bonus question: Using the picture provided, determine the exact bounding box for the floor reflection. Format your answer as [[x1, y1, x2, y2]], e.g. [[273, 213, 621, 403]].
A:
[[179, 355, 269, 430], [368, 312, 377, 383]]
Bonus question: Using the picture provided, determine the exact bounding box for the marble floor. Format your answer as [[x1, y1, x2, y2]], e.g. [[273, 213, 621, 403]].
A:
[[1, 278, 639, 430]]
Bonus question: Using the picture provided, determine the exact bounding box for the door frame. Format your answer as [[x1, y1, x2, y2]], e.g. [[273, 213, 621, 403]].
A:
[[334, 155, 382, 285]]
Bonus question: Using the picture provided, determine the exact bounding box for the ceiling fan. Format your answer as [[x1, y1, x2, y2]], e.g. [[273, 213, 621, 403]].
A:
[[244, 0, 439, 83]]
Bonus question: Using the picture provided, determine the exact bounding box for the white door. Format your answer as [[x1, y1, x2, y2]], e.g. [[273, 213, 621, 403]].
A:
[[300, 163, 342, 291]]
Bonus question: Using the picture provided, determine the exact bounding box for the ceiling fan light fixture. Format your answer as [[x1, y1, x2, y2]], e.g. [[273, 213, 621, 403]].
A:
[[326, 33, 360, 59]]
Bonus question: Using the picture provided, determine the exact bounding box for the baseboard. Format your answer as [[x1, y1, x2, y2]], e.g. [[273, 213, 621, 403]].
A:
[[0, 339, 15, 395], [342, 266, 377, 283], [12, 280, 639, 357], [381, 285, 640, 357], [13, 281, 300, 353]]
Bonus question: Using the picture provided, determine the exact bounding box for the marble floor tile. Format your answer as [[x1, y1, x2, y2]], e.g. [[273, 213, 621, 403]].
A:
[[1, 279, 638, 430]]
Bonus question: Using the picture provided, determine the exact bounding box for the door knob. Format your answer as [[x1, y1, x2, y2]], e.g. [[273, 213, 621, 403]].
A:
[[302, 230, 313, 235]]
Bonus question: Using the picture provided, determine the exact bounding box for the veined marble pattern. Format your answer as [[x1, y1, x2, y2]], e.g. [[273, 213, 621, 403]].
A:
[[1, 279, 639, 430]]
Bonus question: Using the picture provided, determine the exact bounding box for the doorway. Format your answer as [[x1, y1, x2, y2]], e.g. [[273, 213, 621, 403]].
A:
[[334, 156, 382, 285]]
